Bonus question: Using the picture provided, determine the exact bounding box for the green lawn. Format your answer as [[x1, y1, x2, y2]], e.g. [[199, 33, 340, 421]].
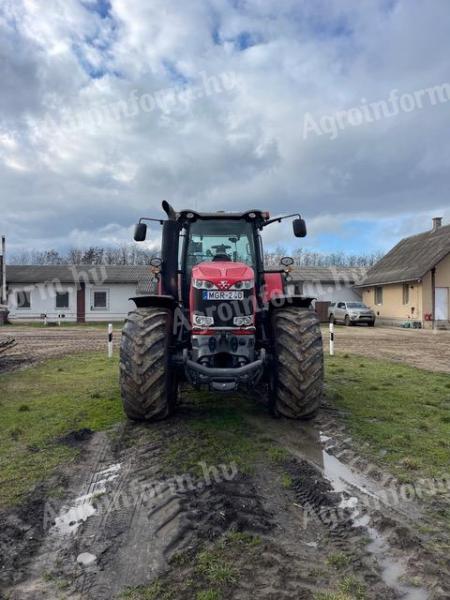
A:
[[0, 348, 449, 509], [326, 354, 450, 480], [0, 353, 124, 507]]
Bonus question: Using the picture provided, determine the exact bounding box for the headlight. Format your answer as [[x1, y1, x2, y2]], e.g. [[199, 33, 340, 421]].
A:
[[350, 313, 358, 318], [233, 316, 254, 327], [193, 280, 217, 290], [230, 280, 253, 290], [193, 314, 214, 327]]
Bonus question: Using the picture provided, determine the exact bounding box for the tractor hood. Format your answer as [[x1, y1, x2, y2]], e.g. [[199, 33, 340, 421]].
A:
[[192, 262, 254, 286]]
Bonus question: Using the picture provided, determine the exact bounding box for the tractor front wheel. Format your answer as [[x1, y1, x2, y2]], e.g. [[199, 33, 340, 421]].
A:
[[270, 307, 324, 419], [120, 307, 177, 421]]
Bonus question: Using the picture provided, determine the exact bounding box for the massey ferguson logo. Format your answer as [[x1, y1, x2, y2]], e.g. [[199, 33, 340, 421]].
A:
[[217, 280, 230, 290]]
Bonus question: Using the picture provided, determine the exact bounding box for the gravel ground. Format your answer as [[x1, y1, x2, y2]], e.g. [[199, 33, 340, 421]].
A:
[[0, 327, 110, 373], [323, 324, 450, 373]]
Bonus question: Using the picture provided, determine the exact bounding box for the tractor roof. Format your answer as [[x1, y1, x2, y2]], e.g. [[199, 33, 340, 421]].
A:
[[177, 209, 270, 224]]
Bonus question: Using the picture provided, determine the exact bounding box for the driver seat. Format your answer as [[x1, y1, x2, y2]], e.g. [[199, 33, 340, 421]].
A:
[[212, 254, 231, 262]]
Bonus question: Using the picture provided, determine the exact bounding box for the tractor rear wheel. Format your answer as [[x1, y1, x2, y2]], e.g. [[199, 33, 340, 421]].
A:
[[120, 307, 177, 421], [271, 307, 324, 419]]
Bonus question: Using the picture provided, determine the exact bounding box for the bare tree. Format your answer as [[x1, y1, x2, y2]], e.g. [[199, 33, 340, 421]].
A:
[[9, 245, 383, 268]]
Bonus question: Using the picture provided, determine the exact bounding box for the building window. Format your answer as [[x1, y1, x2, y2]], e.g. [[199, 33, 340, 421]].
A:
[[91, 289, 109, 311], [16, 291, 31, 309], [56, 291, 69, 310], [402, 284, 410, 305], [293, 282, 304, 295], [375, 287, 383, 305]]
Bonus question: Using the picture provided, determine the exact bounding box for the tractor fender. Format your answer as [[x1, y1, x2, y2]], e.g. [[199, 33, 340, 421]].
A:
[[130, 295, 178, 310]]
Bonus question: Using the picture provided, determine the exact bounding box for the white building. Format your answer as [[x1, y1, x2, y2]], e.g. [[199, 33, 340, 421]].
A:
[[289, 267, 366, 302], [5, 265, 152, 323], [4, 264, 365, 323]]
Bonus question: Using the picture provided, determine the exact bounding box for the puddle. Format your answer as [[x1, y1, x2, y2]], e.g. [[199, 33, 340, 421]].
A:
[[247, 415, 429, 600], [53, 463, 121, 535], [363, 523, 428, 600], [291, 428, 428, 599]]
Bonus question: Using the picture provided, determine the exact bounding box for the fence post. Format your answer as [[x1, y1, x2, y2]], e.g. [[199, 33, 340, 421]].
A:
[[108, 323, 113, 358], [329, 322, 335, 356]]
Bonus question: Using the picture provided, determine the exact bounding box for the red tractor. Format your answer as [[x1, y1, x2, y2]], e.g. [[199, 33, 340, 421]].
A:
[[120, 201, 324, 421]]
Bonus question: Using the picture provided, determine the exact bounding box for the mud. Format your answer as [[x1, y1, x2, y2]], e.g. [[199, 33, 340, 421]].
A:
[[58, 429, 94, 447], [2, 389, 448, 600], [247, 405, 449, 599]]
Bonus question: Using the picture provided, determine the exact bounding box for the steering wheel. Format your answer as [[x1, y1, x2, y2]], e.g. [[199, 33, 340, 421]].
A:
[[211, 244, 232, 253]]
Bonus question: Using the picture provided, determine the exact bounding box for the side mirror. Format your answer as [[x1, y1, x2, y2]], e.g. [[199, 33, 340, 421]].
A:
[[293, 218, 307, 238], [134, 222, 147, 242]]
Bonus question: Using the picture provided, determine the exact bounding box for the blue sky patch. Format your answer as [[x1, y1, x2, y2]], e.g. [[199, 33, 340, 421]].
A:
[[82, 0, 112, 20]]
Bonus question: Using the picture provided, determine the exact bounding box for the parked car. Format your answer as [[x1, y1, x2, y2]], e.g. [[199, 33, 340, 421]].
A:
[[328, 301, 376, 327]]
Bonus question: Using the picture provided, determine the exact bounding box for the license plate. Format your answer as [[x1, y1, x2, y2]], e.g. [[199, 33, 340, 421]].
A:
[[203, 291, 244, 301]]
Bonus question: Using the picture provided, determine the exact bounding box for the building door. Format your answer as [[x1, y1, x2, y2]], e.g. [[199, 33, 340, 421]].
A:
[[436, 288, 449, 321], [315, 301, 331, 323], [77, 283, 86, 323]]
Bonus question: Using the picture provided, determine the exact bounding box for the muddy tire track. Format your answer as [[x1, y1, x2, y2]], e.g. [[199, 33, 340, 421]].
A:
[[3, 394, 446, 599]]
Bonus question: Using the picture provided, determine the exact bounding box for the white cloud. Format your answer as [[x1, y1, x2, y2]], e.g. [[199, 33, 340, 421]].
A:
[[1, 0, 450, 255]]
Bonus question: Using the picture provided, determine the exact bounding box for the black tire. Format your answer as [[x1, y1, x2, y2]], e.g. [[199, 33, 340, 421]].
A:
[[271, 307, 324, 419], [120, 307, 177, 421], [344, 315, 352, 327], [368, 320, 375, 327]]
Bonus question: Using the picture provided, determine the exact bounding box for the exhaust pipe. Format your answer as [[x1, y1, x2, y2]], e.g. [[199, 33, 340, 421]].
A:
[[161, 202, 179, 300], [162, 200, 177, 221]]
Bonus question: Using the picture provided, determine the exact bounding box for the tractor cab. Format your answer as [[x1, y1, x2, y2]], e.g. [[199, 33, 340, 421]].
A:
[[179, 210, 264, 312]]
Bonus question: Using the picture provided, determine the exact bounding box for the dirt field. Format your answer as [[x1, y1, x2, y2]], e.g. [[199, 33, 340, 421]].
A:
[[0, 327, 108, 373], [1, 324, 449, 374], [323, 325, 450, 373]]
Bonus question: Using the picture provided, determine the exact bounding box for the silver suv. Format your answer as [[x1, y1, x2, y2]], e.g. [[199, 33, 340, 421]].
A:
[[328, 301, 376, 327]]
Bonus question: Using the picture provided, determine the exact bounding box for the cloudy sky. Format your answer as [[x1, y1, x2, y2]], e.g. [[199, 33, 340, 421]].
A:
[[1, 0, 449, 257]]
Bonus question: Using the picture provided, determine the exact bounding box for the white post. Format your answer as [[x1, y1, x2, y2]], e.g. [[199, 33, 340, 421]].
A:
[[1, 236, 6, 305], [108, 323, 113, 358], [329, 322, 335, 356], [58, 314, 61, 326]]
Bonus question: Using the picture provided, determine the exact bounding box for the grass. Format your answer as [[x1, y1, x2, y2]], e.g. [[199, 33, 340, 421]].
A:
[[0, 352, 124, 507], [164, 391, 267, 477], [281, 473, 293, 489], [326, 354, 450, 480], [326, 552, 352, 570], [121, 532, 262, 600], [314, 576, 366, 600]]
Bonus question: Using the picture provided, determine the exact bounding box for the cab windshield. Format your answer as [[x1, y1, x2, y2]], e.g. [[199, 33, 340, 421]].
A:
[[347, 302, 368, 309], [185, 220, 257, 271]]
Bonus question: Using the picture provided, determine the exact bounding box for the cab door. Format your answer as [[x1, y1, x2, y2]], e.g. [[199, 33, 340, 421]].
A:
[[335, 301, 346, 323]]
